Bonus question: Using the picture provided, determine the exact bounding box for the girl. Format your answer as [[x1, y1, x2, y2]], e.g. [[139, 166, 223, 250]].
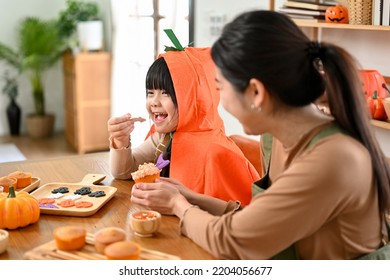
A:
[[108, 47, 260, 205]]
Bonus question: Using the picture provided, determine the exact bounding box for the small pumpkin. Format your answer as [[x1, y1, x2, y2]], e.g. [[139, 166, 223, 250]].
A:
[[0, 186, 40, 230], [325, 5, 349, 24], [367, 91, 388, 120]]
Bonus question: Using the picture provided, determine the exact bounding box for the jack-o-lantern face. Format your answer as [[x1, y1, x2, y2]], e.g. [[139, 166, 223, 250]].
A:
[[325, 5, 349, 24]]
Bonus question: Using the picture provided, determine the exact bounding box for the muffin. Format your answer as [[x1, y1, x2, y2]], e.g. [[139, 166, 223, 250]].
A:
[[7, 171, 32, 189], [53, 226, 86, 251], [0, 176, 17, 193], [94, 227, 127, 254], [104, 241, 141, 260], [131, 163, 161, 183]]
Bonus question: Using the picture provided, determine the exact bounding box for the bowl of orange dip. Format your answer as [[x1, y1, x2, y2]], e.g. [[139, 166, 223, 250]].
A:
[[129, 210, 161, 237]]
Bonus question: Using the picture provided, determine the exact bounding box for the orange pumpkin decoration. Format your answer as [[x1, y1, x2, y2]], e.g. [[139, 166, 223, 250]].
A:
[[360, 70, 387, 99], [0, 186, 40, 229], [325, 5, 349, 24], [367, 92, 387, 120], [359, 69, 388, 120]]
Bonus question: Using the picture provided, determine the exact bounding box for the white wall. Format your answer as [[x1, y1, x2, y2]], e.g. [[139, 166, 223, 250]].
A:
[[194, 0, 268, 140], [0, 0, 111, 136]]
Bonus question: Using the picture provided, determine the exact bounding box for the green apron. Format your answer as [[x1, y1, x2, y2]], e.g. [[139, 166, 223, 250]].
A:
[[251, 124, 343, 259]]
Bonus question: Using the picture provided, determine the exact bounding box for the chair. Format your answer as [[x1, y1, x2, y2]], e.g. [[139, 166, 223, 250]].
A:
[[229, 134, 262, 176]]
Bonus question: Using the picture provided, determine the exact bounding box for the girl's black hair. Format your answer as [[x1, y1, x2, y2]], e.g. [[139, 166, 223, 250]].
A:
[[145, 57, 178, 107], [211, 10, 390, 215], [145, 57, 177, 177]]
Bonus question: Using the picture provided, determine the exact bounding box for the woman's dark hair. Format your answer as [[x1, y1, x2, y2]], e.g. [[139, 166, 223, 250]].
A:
[[145, 57, 178, 107], [211, 10, 390, 215]]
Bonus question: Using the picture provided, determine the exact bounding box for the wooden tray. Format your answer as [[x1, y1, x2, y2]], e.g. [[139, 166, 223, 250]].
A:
[[30, 174, 116, 217], [24, 232, 180, 260], [21, 177, 41, 193]]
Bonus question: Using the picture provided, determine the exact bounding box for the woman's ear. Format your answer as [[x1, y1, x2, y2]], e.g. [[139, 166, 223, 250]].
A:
[[248, 78, 266, 108]]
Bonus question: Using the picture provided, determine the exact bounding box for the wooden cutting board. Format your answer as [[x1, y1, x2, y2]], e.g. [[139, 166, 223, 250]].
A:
[[21, 177, 41, 193], [30, 174, 116, 217], [23, 232, 180, 260]]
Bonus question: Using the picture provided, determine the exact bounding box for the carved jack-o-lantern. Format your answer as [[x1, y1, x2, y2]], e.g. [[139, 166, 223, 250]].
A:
[[325, 5, 349, 24]]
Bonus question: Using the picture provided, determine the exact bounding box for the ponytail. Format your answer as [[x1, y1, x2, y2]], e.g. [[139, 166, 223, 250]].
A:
[[320, 43, 390, 215]]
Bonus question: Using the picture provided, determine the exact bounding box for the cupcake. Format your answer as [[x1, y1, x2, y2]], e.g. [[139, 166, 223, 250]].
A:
[[0, 176, 17, 193], [53, 226, 86, 251], [104, 241, 141, 260], [7, 171, 32, 189], [131, 163, 161, 183], [94, 227, 127, 254]]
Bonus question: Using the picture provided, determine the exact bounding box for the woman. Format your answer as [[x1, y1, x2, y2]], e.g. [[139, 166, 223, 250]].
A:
[[131, 10, 390, 259], [108, 47, 260, 205]]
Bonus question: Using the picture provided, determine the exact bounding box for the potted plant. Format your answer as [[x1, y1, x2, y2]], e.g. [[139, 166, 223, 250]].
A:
[[0, 17, 66, 138], [57, 0, 103, 52], [1, 71, 21, 135]]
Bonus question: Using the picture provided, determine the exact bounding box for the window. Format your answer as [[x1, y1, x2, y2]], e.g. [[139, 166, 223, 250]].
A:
[[110, 0, 191, 146]]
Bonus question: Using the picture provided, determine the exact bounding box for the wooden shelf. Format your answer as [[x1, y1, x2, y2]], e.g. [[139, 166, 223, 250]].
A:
[[268, 1, 390, 131], [293, 20, 390, 31], [371, 120, 390, 130]]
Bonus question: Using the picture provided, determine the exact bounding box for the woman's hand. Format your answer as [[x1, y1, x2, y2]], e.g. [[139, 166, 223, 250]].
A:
[[107, 113, 135, 149], [156, 177, 199, 203], [131, 178, 191, 216]]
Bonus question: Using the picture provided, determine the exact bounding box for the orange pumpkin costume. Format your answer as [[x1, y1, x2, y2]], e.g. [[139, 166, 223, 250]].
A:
[[158, 48, 260, 204]]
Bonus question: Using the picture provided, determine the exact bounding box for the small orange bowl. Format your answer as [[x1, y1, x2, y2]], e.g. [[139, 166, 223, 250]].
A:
[[129, 210, 161, 237], [0, 176, 17, 193]]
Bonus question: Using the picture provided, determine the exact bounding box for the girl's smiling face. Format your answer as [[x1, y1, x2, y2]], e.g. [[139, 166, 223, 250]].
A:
[[146, 89, 178, 133]]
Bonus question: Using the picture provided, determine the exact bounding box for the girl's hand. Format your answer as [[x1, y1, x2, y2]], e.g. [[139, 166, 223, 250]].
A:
[[107, 113, 135, 149]]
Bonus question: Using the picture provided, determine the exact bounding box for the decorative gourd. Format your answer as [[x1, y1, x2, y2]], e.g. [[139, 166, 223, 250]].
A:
[[325, 5, 349, 24], [0, 186, 40, 229]]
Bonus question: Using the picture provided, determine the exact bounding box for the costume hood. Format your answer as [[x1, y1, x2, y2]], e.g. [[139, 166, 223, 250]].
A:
[[150, 48, 259, 204], [159, 47, 223, 132]]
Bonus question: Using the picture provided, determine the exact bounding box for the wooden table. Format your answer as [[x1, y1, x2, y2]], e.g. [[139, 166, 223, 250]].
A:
[[0, 152, 215, 260]]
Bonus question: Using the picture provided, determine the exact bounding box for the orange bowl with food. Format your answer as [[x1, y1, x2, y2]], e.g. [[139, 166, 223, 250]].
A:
[[0, 176, 17, 193]]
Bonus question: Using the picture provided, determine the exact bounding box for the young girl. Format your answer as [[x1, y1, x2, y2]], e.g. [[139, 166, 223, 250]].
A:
[[131, 11, 390, 259], [108, 47, 260, 205]]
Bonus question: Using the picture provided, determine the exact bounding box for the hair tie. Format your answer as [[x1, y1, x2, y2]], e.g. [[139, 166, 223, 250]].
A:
[[307, 41, 321, 59]]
